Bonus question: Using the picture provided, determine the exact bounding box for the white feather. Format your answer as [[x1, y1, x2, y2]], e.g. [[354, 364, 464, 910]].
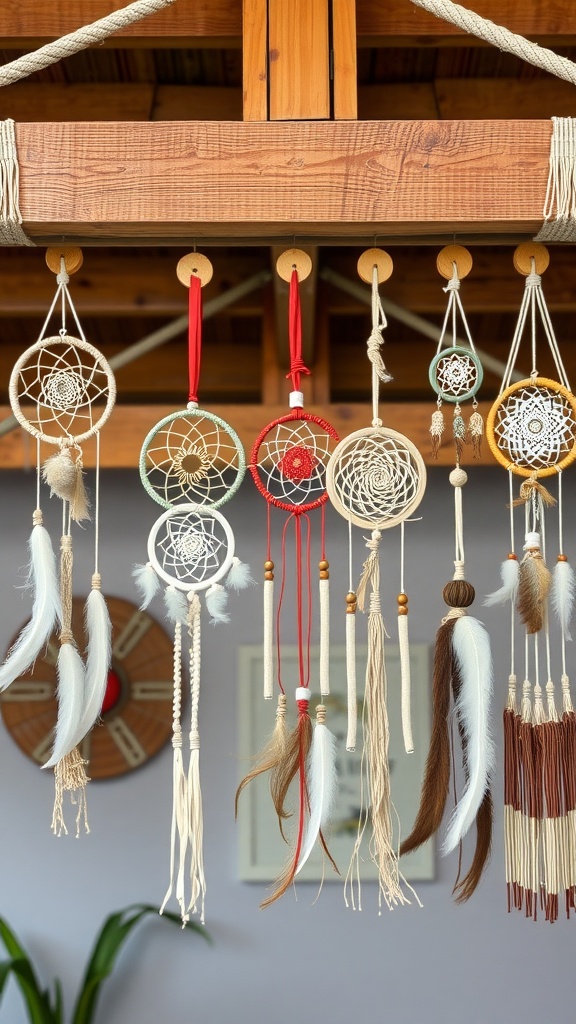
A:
[[0, 524, 61, 692], [443, 616, 495, 854], [551, 559, 575, 641], [163, 586, 189, 624], [132, 562, 160, 610], [205, 584, 230, 625], [68, 589, 112, 749], [483, 558, 520, 606], [226, 557, 256, 592], [295, 720, 338, 875], [42, 641, 86, 768]]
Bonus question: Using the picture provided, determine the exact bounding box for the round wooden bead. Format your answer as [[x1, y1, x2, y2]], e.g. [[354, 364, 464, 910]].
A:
[[264, 570, 274, 581], [346, 592, 356, 604], [264, 560, 274, 571], [558, 554, 568, 562], [398, 606, 408, 616], [319, 559, 329, 570], [397, 593, 408, 606], [346, 604, 357, 614], [507, 553, 518, 560], [319, 570, 329, 580]]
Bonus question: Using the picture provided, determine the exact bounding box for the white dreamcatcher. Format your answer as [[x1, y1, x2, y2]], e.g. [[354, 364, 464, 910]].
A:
[[2, 246, 116, 835], [134, 253, 251, 925], [326, 248, 426, 912]]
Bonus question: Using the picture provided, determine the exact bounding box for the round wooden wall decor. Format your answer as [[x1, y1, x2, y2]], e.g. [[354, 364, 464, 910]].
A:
[[0, 597, 174, 779]]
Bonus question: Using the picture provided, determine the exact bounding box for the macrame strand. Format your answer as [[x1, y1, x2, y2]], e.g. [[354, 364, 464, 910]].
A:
[[536, 119, 576, 243], [0, 120, 33, 245]]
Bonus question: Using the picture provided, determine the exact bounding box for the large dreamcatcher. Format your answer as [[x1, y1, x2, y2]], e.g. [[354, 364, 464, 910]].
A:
[[326, 248, 427, 911], [485, 242, 576, 921], [134, 253, 251, 925], [401, 246, 494, 904], [1, 246, 116, 834], [236, 249, 340, 907]]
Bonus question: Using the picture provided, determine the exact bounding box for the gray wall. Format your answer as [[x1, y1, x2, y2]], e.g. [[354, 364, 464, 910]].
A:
[[0, 466, 573, 1024]]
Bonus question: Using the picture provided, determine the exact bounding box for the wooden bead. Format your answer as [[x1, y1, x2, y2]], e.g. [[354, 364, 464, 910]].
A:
[[436, 244, 472, 281], [319, 559, 329, 570], [398, 606, 408, 616], [397, 593, 408, 605], [558, 554, 568, 562], [507, 553, 518, 560], [513, 242, 549, 277], [357, 248, 393, 284], [319, 570, 329, 580], [346, 604, 357, 614], [276, 248, 312, 282], [264, 560, 274, 571], [345, 592, 356, 604], [443, 579, 475, 608], [176, 252, 213, 287], [46, 246, 83, 275], [264, 571, 274, 581]]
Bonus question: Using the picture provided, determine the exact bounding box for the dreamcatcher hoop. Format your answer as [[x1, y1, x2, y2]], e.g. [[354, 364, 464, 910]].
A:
[[486, 376, 576, 478], [9, 333, 116, 445], [250, 411, 339, 513], [139, 408, 245, 510], [326, 425, 427, 529], [429, 346, 484, 404], [147, 504, 235, 592]]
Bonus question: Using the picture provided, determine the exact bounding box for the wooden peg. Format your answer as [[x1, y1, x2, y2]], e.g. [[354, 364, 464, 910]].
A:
[[45, 246, 83, 275], [176, 252, 213, 287], [513, 242, 550, 276], [276, 248, 312, 282], [357, 247, 393, 285], [436, 244, 473, 281]]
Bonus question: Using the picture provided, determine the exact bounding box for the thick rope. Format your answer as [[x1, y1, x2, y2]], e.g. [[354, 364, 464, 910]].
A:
[[0, 0, 178, 88], [409, 0, 576, 86]]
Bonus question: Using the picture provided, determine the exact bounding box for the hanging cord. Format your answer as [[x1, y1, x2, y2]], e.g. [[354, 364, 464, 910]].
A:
[[0, 121, 33, 245], [398, 520, 413, 754], [436, 262, 476, 356], [368, 265, 393, 427], [286, 269, 310, 409], [187, 274, 202, 408], [345, 515, 358, 752], [0, 0, 178, 87], [500, 259, 570, 392]]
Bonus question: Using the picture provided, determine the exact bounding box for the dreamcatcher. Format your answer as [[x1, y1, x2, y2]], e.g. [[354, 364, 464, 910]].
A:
[[134, 253, 251, 926], [485, 242, 576, 921], [401, 246, 495, 903], [2, 246, 116, 834], [326, 248, 427, 911], [236, 249, 340, 907]]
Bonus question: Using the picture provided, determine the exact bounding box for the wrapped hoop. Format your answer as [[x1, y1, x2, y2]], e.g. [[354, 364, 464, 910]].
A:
[[147, 505, 235, 592], [486, 376, 576, 478], [140, 409, 245, 510], [250, 412, 339, 513], [429, 346, 483, 404], [326, 426, 427, 529], [9, 334, 116, 445]]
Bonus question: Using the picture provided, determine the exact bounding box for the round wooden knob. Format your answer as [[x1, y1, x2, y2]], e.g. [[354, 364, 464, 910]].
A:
[[357, 247, 393, 284], [276, 248, 312, 282], [513, 242, 550, 276], [436, 245, 472, 281], [45, 246, 83, 275], [176, 252, 214, 287]]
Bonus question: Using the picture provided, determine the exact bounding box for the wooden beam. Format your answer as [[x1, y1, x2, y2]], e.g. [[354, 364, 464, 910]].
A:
[[269, 0, 330, 120], [0, 403, 496, 468], [359, 78, 576, 122], [242, 0, 268, 121], [332, 0, 358, 120], [16, 120, 551, 243], [3, 0, 576, 46]]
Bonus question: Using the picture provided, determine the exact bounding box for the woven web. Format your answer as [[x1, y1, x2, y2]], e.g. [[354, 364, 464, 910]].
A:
[[11, 334, 113, 443], [141, 411, 244, 509], [493, 383, 576, 470], [330, 432, 423, 527], [253, 418, 336, 508], [151, 508, 231, 589], [434, 351, 479, 399]]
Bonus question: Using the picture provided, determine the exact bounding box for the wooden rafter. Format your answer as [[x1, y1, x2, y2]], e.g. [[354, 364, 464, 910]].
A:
[[17, 120, 551, 243]]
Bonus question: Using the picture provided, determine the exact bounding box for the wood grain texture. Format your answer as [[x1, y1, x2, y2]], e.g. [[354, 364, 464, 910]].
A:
[[332, 0, 357, 120], [269, 0, 330, 120], [16, 120, 551, 241], [242, 0, 268, 121]]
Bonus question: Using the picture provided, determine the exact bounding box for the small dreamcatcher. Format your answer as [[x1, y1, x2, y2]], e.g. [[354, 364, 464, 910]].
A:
[[429, 244, 484, 460], [326, 248, 426, 911], [236, 249, 340, 907], [402, 246, 494, 904], [485, 242, 576, 921], [134, 253, 251, 926], [2, 246, 116, 834]]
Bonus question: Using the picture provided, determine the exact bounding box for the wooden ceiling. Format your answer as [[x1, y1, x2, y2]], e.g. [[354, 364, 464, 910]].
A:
[[1, 0, 575, 467]]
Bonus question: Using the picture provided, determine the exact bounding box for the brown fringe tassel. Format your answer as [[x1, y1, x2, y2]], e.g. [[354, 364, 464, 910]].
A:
[[235, 693, 288, 820], [400, 618, 456, 857], [504, 699, 521, 911], [562, 709, 576, 915], [541, 718, 563, 922], [518, 714, 538, 919]]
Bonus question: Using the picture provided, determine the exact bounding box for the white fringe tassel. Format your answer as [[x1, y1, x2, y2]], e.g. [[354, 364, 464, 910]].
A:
[[319, 575, 330, 697], [263, 577, 274, 700], [345, 607, 357, 752], [398, 611, 414, 754]]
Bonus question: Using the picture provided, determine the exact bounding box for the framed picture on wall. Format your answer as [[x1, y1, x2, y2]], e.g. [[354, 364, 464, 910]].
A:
[[237, 642, 434, 884]]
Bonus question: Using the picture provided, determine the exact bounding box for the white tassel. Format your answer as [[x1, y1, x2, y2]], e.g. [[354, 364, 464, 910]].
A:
[[442, 615, 495, 854], [551, 559, 575, 641], [70, 583, 112, 749], [263, 576, 274, 699], [398, 610, 414, 754], [483, 557, 520, 606], [160, 622, 189, 924], [187, 594, 206, 924], [226, 556, 255, 592], [296, 706, 338, 875], [205, 583, 229, 625], [133, 562, 160, 610], [164, 586, 189, 625], [319, 575, 330, 697], [0, 515, 61, 692], [43, 641, 86, 768], [345, 602, 357, 752]]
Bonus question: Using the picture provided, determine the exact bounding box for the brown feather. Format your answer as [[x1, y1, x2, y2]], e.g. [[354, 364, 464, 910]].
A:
[[400, 618, 455, 857], [235, 695, 288, 819], [517, 553, 551, 634], [453, 789, 493, 903]]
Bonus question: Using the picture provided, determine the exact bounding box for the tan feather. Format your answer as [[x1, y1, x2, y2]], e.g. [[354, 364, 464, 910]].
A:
[[517, 553, 551, 634], [235, 694, 287, 818]]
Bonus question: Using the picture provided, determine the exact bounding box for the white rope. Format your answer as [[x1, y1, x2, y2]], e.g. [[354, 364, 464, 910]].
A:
[[409, 0, 576, 86], [0, 0, 178, 87], [263, 577, 274, 699], [319, 575, 330, 697], [0, 120, 33, 246], [368, 265, 392, 428]]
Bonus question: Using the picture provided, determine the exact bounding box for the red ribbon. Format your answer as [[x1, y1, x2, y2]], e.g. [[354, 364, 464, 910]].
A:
[[286, 268, 310, 396], [188, 274, 202, 404]]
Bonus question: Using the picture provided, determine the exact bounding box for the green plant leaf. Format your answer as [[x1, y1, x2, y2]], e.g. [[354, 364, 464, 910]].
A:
[[52, 978, 64, 1024], [0, 919, 56, 1024], [72, 904, 208, 1024]]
